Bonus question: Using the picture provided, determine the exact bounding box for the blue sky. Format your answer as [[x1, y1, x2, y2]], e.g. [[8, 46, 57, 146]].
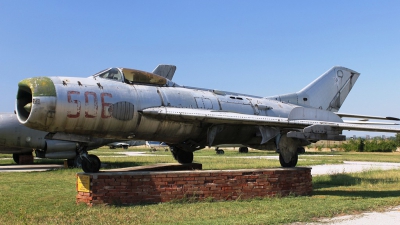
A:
[[1, 1, 399, 137]]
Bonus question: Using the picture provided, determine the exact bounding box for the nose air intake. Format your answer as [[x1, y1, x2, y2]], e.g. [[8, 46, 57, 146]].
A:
[[16, 77, 56, 125]]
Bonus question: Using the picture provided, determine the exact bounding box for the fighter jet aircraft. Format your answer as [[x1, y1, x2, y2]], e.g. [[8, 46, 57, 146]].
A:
[[107, 140, 145, 149], [0, 112, 114, 166], [14, 65, 400, 172]]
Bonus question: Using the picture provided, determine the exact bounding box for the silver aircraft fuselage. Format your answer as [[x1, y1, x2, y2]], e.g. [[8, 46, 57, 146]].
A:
[[17, 74, 295, 149], [16, 66, 400, 172]]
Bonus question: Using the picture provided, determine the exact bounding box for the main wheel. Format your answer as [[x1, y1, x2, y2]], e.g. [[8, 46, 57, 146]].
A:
[[12, 153, 20, 164], [279, 153, 298, 167], [82, 154, 101, 173], [216, 149, 225, 154], [239, 147, 249, 153], [172, 150, 193, 164]]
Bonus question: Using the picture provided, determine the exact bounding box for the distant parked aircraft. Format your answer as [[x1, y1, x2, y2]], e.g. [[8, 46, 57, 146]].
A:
[[0, 112, 115, 166], [107, 140, 145, 149]]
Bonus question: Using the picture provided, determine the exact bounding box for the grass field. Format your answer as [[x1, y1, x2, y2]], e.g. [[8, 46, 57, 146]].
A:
[[0, 148, 400, 224]]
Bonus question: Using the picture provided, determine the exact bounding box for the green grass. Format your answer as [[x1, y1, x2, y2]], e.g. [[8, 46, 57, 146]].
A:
[[0, 149, 400, 224]]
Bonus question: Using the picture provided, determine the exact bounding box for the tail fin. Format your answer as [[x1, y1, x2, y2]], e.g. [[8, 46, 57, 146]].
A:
[[152, 64, 177, 80], [266, 66, 360, 112]]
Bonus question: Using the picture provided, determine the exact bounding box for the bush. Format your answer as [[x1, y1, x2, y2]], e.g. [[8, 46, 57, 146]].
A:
[[340, 138, 396, 152]]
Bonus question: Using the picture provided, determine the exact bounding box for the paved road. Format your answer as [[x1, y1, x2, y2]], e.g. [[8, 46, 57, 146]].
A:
[[0, 164, 64, 172], [298, 205, 400, 225], [310, 161, 400, 176]]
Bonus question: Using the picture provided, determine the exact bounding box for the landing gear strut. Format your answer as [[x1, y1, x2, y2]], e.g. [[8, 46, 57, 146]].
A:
[[67, 155, 83, 168], [78, 144, 101, 173]]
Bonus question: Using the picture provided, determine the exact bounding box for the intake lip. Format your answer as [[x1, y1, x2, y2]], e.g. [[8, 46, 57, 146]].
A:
[[16, 77, 56, 123]]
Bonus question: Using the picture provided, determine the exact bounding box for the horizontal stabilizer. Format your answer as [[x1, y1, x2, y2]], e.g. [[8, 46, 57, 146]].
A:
[[343, 120, 399, 125], [335, 113, 400, 121]]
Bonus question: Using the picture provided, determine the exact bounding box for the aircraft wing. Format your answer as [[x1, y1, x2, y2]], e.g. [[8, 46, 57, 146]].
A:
[[142, 107, 400, 134]]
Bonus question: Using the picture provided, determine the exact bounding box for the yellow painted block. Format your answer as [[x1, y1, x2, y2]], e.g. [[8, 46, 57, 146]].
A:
[[77, 175, 90, 192]]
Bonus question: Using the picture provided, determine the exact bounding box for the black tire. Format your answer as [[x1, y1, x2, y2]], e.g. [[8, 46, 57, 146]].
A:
[[279, 153, 298, 167], [82, 154, 101, 173], [67, 156, 83, 168], [216, 149, 225, 154], [67, 158, 75, 167], [12, 153, 20, 164], [297, 147, 305, 154], [173, 150, 193, 164], [239, 147, 249, 153]]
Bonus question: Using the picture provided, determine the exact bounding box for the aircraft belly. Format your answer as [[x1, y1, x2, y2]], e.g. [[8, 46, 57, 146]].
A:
[[134, 118, 203, 143], [208, 125, 260, 146]]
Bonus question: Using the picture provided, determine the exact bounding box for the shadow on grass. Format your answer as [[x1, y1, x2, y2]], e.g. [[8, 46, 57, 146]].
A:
[[313, 189, 400, 198], [313, 173, 400, 197], [102, 161, 147, 169], [314, 174, 400, 188]]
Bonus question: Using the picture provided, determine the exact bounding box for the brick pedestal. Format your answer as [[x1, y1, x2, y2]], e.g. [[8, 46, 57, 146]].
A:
[[76, 164, 312, 206]]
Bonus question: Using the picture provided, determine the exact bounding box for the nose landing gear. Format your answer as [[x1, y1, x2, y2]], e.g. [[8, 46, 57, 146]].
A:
[[77, 144, 101, 173]]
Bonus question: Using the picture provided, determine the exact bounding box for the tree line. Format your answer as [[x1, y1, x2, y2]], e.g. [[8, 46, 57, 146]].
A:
[[333, 134, 400, 152]]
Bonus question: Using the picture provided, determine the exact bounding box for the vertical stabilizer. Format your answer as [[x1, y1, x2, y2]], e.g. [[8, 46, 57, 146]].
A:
[[152, 64, 177, 80], [266, 66, 360, 112]]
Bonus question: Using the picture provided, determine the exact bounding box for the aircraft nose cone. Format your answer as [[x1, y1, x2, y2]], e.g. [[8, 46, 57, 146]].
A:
[[23, 103, 32, 113]]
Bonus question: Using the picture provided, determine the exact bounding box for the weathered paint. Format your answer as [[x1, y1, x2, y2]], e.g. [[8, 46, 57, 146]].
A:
[[122, 68, 167, 85], [18, 77, 56, 97]]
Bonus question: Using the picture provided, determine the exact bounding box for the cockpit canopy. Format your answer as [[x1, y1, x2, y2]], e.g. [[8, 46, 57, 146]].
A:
[[93, 67, 168, 86]]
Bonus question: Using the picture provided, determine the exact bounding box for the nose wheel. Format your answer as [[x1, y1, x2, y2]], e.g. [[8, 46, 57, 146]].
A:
[[81, 154, 101, 173], [77, 144, 101, 173]]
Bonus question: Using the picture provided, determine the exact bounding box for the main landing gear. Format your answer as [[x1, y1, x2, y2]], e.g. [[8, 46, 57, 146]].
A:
[[276, 134, 306, 168], [279, 153, 298, 167], [67, 155, 83, 168], [215, 147, 225, 154], [171, 147, 194, 164], [238, 147, 249, 153], [77, 144, 101, 173]]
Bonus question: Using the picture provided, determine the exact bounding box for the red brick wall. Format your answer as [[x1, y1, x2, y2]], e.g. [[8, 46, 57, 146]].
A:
[[76, 167, 312, 206]]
